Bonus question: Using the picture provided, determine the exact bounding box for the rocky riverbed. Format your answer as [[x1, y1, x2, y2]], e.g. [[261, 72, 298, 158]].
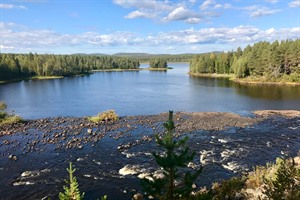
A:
[[0, 111, 299, 199]]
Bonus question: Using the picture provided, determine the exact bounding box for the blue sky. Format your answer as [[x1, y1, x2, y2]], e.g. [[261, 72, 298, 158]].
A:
[[0, 0, 299, 54]]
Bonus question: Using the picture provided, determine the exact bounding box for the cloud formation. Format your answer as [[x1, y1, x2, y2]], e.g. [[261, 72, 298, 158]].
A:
[[249, 7, 281, 18], [200, 0, 215, 10], [162, 6, 202, 23], [1, 22, 299, 53], [0, 3, 26, 9], [288, 0, 300, 7], [265, 0, 279, 3]]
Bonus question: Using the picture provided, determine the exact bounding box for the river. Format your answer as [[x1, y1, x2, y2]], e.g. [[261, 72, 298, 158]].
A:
[[0, 63, 299, 119]]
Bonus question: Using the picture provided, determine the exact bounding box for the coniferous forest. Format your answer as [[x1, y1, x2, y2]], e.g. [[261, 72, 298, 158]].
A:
[[190, 39, 300, 82], [0, 53, 140, 81], [1, 39, 300, 83]]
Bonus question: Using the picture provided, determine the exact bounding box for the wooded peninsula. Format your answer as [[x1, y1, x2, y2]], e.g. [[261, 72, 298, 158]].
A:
[[190, 39, 300, 83], [1, 39, 299, 83]]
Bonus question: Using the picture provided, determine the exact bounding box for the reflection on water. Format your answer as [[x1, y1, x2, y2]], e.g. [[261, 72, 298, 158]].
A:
[[233, 83, 300, 100], [0, 63, 299, 119]]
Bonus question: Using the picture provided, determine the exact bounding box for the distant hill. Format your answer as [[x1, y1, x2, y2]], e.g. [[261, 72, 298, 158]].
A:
[[70, 52, 223, 62]]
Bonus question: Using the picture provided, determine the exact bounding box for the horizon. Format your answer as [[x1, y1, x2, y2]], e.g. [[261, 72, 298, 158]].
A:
[[1, 0, 299, 55]]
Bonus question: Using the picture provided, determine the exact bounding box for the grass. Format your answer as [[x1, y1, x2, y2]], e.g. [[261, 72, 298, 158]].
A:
[[189, 72, 235, 78], [0, 101, 23, 127], [31, 76, 64, 80], [0, 76, 64, 84], [0, 115, 23, 126], [189, 72, 300, 85], [147, 67, 172, 70], [232, 76, 300, 86], [91, 67, 173, 72], [88, 110, 119, 123], [91, 69, 140, 72]]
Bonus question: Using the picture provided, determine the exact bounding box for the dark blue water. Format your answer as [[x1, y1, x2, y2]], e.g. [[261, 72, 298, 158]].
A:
[[0, 63, 299, 119]]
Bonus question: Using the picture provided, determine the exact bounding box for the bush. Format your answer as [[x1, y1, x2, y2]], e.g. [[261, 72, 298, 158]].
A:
[[212, 177, 245, 200], [88, 110, 118, 123], [0, 101, 7, 110], [261, 158, 300, 200], [0, 101, 22, 126], [246, 161, 276, 189]]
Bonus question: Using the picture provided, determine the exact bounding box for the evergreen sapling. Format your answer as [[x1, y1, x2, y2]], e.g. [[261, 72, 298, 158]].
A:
[[141, 111, 202, 200]]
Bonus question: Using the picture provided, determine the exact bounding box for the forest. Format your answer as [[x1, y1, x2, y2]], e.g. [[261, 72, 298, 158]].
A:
[[0, 53, 140, 81], [190, 39, 300, 82], [149, 58, 168, 68], [1, 39, 299, 82]]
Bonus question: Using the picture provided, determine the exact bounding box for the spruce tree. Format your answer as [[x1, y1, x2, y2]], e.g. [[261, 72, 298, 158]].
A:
[[141, 111, 202, 200], [59, 162, 85, 200]]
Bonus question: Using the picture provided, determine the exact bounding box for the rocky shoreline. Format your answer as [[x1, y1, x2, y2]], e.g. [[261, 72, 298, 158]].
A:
[[0, 111, 299, 199], [0, 112, 260, 153]]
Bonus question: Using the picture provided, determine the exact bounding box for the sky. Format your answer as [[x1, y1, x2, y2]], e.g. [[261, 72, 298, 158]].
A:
[[0, 0, 299, 54]]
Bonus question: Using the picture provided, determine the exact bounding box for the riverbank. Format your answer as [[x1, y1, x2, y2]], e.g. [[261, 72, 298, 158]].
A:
[[189, 72, 300, 86], [91, 67, 172, 72], [0, 76, 65, 84], [0, 111, 299, 199]]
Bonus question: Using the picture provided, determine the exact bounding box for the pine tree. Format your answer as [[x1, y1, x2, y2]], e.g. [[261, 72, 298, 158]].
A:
[[141, 111, 202, 200], [59, 162, 85, 200]]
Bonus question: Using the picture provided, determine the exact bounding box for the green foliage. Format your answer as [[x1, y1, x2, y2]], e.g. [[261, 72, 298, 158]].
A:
[[190, 39, 300, 82], [141, 111, 202, 200], [261, 158, 300, 200], [59, 162, 85, 200], [212, 177, 245, 200], [0, 101, 7, 111], [0, 101, 22, 126], [149, 58, 168, 68], [0, 53, 140, 81], [88, 110, 119, 123]]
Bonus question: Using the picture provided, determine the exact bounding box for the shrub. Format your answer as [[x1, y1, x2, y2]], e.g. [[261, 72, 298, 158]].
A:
[[212, 177, 245, 200], [0, 101, 22, 126], [0, 101, 7, 110], [88, 110, 118, 123], [261, 158, 300, 200]]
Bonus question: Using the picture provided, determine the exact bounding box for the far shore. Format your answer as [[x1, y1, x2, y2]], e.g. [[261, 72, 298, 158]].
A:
[[0, 76, 64, 84], [189, 72, 300, 86], [91, 67, 172, 72]]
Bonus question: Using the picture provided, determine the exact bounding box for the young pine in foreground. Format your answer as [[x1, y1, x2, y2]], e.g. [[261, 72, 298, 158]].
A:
[[141, 111, 202, 200], [59, 162, 85, 200]]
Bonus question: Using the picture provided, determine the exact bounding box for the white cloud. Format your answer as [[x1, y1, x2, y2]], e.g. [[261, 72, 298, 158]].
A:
[[214, 3, 231, 9], [249, 7, 280, 18], [112, 0, 172, 11], [13, 0, 47, 2], [185, 18, 202, 24], [162, 7, 202, 23], [288, 0, 300, 7], [265, 0, 279, 3], [223, 3, 232, 9], [0, 3, 27, 9], [125, 10, 156, 19], [69, 12, 80, 18], [1, 22, 299, 54], [200, 0, 215, 10]]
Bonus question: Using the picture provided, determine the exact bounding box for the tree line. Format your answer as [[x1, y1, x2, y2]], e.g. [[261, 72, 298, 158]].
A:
[[149, 58, 168, 68], [0, 53, 140, 81], [190, 39, 300, 81]]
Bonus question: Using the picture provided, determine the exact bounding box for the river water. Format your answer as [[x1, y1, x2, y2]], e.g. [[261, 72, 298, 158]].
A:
[[0, 63, 300, 199], [0, 63, 299, 119]]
